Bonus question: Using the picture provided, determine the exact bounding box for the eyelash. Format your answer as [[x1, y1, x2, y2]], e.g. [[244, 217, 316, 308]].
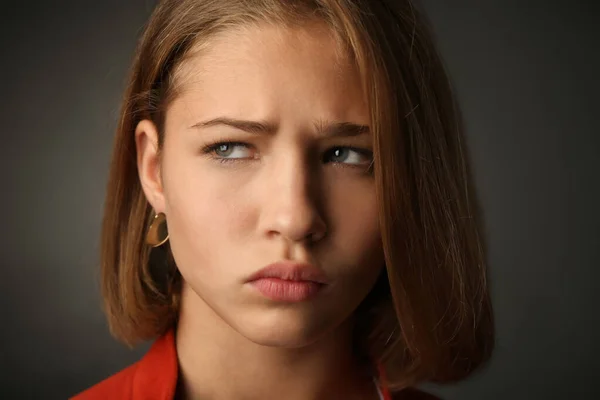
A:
[[200, 141, 374, 171], [201, 141, 249, 164]]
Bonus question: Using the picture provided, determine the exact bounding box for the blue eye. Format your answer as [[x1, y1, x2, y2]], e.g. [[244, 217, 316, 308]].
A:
[[215, 144, 233, 156], [203, 142, 254, 161], [325, 147, 372, 166], [201, 141, 373, 171]]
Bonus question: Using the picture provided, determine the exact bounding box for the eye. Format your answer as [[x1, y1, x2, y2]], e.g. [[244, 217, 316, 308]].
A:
[[324, 146, 372, 166], [202, 142, 255, 161]]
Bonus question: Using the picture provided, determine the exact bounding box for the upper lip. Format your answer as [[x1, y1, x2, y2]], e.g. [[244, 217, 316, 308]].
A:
[[247, 261, 329, 284]]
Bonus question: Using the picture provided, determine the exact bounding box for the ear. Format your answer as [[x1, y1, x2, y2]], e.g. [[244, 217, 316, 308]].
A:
[[135, 119, 166, 213]]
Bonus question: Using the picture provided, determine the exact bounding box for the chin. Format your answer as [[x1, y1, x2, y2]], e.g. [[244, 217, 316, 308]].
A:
[[231, 306, 339, 349]]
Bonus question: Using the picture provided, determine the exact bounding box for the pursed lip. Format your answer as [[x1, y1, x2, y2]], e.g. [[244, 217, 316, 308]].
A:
[[246, 261, 329, 285]]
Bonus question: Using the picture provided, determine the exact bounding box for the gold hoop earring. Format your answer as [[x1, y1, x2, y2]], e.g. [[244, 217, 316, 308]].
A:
[[146, 212, 169, 247]]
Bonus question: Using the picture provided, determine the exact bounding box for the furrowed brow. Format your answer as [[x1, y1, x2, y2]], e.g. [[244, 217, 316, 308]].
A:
[[190, 117, 370, 138], [190, 117, 277, 135], [314, 121, 370, 138]]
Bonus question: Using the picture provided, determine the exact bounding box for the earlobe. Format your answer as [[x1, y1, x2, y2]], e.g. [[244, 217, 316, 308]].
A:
[[135, 119, 166, 213]]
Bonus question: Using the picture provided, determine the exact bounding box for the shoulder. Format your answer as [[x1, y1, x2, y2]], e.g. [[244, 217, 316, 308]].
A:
[[392, 387, 442, 400], [70, 363, 138, 400], [71, 330, 178, 400]]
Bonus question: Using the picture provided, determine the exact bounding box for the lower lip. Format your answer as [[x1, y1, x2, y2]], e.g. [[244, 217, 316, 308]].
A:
[[250, 278, 324, 302]]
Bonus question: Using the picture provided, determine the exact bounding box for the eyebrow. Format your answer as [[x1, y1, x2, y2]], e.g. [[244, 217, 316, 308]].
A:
[[189, 117, 370, 138]]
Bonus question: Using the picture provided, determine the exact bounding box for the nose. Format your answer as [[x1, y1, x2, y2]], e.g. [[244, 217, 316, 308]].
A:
[[258, 152, 327, 244]]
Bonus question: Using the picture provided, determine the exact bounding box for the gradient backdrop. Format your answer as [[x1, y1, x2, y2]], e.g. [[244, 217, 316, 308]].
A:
[[1, 1, 598, 399]]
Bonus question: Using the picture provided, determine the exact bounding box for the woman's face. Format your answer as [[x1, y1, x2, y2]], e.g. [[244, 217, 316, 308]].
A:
[[137, 22, 385, 347]]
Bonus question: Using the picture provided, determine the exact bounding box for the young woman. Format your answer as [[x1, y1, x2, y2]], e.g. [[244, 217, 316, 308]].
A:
[[73, 0, 494, 399]]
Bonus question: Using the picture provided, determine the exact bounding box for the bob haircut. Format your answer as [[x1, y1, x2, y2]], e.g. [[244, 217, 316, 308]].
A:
[[100, 0, 494, 390]]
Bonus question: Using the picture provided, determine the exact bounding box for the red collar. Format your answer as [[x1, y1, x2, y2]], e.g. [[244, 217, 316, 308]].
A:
[[131, 329, 178, 399], [131, 329, 392, 400]]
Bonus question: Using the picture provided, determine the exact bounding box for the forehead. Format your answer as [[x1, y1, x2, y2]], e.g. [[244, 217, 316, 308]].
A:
[[168, 22, 368, 127]]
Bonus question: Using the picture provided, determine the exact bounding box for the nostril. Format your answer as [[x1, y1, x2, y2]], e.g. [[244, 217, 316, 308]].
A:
[[307, 230, 326, 243]]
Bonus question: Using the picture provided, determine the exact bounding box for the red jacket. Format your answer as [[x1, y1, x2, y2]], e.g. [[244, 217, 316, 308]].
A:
[[72, 330, 439, 400]]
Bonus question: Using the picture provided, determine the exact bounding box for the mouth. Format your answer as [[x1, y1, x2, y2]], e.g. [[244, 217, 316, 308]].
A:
[[246, 261, 328, 302]]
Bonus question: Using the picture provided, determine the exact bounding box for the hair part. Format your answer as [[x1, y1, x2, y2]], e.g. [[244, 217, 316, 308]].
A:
[[101, 0, 494, 390]]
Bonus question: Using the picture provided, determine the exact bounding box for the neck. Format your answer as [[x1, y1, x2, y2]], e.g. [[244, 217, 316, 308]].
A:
[[174, 284, 379, 400]]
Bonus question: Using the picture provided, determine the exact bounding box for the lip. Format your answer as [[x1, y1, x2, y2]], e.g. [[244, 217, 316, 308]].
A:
[[247, 261, 328, 302], [247, 261, 329, 284]]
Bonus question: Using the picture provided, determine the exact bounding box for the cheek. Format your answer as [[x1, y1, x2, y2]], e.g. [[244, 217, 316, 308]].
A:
[[315, 181, 383, 326], [160, 156, 257, 275], [168, 185, 253, 240], [327, 179, 381, 260]]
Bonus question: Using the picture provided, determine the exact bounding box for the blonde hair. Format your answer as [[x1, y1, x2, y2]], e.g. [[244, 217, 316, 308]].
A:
[[100, 0, 494, 390]]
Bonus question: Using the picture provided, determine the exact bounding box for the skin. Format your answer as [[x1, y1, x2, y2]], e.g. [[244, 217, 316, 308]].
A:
[[136, 21, 385, 400]]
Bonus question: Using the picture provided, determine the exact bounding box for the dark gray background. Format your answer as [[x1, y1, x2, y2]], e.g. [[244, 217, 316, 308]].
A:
[[1, 1, 598, 399]]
